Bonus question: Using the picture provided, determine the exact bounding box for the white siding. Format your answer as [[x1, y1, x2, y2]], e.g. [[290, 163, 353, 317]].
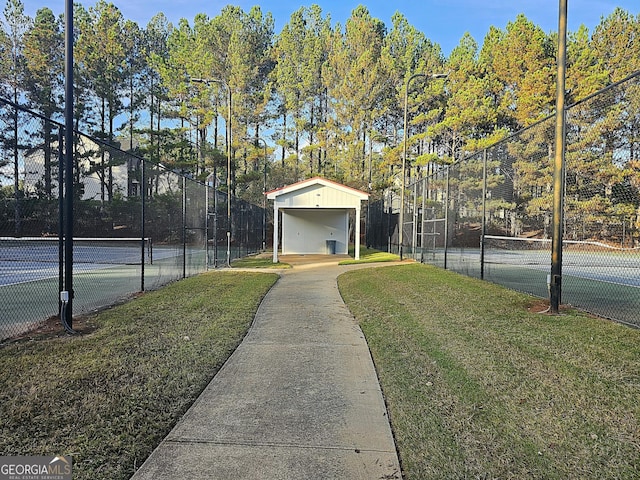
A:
[[275, 184, 363, 209]]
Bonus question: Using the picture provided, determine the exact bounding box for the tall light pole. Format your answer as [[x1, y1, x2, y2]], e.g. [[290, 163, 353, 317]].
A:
[[550, 0, 568, 313], [399, 72, 447, 260], [192, 77, 232, 266], [62, 0, 74, 331]]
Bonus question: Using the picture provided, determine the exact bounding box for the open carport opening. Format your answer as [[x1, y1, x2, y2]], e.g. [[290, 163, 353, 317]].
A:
[[282, 208, 347, 255]]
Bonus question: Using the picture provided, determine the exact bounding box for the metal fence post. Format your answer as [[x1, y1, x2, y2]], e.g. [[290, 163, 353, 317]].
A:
[[444, 165, 450, 270], [214, 176, 218, 268], [411, 172, 418, 260], [420, 174, 427, 262], [141, 157, 146, 291], [182, 176, 187, 279], [58, 127, 64, 316], [480, 149, 488, 280], [205, 181, 209, 270], [387, 190, 392, 253]]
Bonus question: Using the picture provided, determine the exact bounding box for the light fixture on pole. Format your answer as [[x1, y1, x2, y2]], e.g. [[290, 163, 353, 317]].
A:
[[191, 77, 232, 266], [399, 72, 447, 260]]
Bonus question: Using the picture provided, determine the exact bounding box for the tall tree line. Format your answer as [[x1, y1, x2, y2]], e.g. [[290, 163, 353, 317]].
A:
[[1, 1, 638, 207]]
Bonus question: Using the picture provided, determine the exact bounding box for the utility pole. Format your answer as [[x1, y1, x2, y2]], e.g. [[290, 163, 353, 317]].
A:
[[550, 0, 568, 313], [62, 0, 74, 332]]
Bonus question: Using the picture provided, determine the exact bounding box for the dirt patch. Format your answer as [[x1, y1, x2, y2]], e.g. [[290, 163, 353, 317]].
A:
[[527, 299, 552, 314], [1, 314, 100, 346], [1, 292, 149, 347], [526, 298, 577, 315]]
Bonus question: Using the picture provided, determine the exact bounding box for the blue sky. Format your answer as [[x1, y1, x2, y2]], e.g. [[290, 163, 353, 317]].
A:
[[19, 0, 639, 55]]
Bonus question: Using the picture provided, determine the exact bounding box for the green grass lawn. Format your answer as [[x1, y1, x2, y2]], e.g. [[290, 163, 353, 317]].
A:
[[340, 246, 401, 265], [338, 263, 640, 480], [3, 261, 638, 480], [229, 248, 398, 267], [230, 255, 291, 269], [0, 271, 277, 480]]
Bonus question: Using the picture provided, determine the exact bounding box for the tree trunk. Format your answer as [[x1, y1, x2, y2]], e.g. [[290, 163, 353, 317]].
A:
[[108, 101, 115, 202], [44, 119, 52, 199], [100, 98, 106, 204], [309, 102, 315, 176], [281, 112, 286, 166], [13, 88, 21, 236]]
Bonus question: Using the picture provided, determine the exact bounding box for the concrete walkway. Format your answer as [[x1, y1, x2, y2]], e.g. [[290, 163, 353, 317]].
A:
[[130, 255, 402, 480]]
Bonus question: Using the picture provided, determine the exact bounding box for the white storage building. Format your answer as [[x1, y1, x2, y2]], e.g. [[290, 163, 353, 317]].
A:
[[266, 177, 369, 263]]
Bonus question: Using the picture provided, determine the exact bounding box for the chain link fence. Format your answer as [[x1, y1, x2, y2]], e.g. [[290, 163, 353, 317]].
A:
[[369, 70, 640, 327], [0, 98, 265, 340]]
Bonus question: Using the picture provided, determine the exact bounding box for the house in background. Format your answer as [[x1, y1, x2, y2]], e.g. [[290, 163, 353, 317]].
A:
[[266, 177, 369, 263]]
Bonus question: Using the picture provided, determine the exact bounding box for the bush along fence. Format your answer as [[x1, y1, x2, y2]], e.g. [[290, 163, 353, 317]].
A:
[[368, 69, 640, 327], [0, 97, 265, 340]]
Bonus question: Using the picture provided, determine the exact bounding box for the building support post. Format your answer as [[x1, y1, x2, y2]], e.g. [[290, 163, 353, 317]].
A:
[[272, 206, 279, 263], [355, 207, 361, 260]]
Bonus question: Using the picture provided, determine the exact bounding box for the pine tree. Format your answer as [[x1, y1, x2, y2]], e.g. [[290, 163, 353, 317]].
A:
[[434, 34, 478, 159], [76, 0, 128, 202], [591, 8, 640, 83], [271, 5, 330, 179], [324, 6, 388, 187], [23, 6, 63, 199], [147, 15, 197, 178], [143, 12, 171, 169], [121, 20, 146, 151], [1, 0, 31, 235], [566, 24, 608, 104], [489, 14, 555, 128]]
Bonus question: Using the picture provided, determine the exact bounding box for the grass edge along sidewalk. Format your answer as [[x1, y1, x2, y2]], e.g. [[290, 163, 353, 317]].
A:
[[0, 270, 278, 480], [338, 263, 640, 480], [2, 259, 638, 480]]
